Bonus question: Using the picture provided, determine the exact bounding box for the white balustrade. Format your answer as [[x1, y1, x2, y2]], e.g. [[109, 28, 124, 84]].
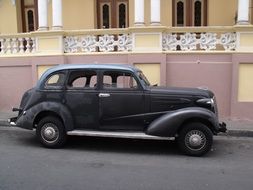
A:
[[0, 37, 36, 54], [0, 30, 237, 55]]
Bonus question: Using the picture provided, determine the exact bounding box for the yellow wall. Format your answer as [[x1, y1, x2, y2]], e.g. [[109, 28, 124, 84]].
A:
[[240, 33, 253, 47], [144, 0, 151, 26], [37, 65, 56, 79], [134, 34, 160, 47], [0, 0, 18, 33], [134, 63, 161, 85], [208, 0, 237, 26], [161, 0, 172, 26], [238, 63, 253, 102], [15, 0, 23, 33], [129, 0, 134, 26], [62, 0, 95, 30], [48, 0, 52, 30], [251, 0, 253, 24]]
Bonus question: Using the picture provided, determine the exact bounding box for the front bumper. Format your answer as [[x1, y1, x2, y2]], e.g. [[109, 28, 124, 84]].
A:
[[8, 117, 18, 126], [8, 107, 21, 126], [218, 122, 227, 133], [8, 107, 33, 130]]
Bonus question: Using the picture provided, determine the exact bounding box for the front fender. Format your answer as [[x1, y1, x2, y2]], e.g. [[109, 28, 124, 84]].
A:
[[16, 101, 74, 131], [146, 107, 219, 137]]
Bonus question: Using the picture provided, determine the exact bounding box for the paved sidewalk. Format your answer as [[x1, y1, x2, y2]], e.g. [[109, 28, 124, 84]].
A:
[[1, 111, 253, 137], [222, 119, 253, 137]]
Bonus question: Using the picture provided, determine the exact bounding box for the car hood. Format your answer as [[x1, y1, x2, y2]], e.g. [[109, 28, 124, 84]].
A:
[[149, 86, 214, 98]]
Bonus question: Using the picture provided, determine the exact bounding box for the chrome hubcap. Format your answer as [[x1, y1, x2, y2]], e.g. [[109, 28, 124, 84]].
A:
[[41, 123, 59, 143], [185, 130, 206, 151]]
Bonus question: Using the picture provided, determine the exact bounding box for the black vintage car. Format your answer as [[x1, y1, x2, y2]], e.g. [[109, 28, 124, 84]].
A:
[[9, 64, 226, 156]]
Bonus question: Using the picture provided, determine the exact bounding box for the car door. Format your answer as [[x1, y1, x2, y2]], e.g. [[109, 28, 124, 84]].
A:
[[64, 69, 99, 129], [99, 70, 146, 131]]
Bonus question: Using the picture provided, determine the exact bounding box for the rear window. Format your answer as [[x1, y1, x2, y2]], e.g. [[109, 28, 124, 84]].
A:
[[44, 73, 65, 89]]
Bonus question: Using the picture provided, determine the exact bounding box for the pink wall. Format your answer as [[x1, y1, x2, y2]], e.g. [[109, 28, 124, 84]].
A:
[[166, 54, 232, 118], [0, 53, 252, 120], [0, 56, 65, 111], [0, 66, 32, 111]]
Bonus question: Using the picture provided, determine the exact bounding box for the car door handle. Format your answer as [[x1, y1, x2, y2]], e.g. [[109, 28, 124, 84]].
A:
[[98, 93, 110, 98]]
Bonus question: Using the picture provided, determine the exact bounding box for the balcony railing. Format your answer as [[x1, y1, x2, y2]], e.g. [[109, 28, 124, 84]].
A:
[[0, 33, 36, 55], [162, 27, 236, 51], [0, 26, 242, 56], [63, 29, 132, 53]]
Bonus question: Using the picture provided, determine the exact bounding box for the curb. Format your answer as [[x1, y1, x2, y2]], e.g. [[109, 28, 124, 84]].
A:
[[224, 130, 253, 138], [0, 119, 10, 127]]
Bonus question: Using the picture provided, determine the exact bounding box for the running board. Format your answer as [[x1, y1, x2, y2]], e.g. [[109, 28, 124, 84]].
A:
[[67, 130, 174, 141]]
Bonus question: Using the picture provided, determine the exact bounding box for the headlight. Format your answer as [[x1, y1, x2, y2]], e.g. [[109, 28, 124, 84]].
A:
[[196, 98, 214, 106], [196, 97, 218, 116]]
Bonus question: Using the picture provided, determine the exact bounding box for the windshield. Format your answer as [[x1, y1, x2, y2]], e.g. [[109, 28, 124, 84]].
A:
[[137, 71, 150, 87]]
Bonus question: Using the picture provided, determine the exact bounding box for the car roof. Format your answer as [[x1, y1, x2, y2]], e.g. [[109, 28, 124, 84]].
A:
[[37, 64, 141, 88], [46, 64, 140, 73]]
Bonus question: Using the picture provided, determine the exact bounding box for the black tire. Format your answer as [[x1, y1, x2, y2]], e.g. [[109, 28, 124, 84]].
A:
[[177, 122, 213, 156], [36, 116, 67, 148]]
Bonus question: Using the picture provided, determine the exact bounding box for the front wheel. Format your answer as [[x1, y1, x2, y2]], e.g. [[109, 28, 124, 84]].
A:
[[177, 122, 213, 156], [36, 116, 67, 148]]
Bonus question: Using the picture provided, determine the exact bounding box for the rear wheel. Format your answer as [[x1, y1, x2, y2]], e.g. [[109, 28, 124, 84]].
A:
[[177, 122, 213, 156], [36, 116, 66, 148]]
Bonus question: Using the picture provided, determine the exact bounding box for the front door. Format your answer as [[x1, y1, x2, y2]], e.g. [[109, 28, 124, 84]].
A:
[[65, 69, 99, 129], [99, 70, 145, 131]]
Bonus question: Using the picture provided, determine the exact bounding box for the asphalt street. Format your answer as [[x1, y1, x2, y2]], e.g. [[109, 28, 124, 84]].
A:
[[0, 126, 253, 190]]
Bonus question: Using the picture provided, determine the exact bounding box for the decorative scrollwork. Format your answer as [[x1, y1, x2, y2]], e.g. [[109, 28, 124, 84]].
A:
[[64, 36, 79, 53], [117, 34, 132, 51], [200, 33, 217, 50], [179, 33, 197, 51], [98, 34, 115, 52], [162, 34, 178, 51], [63, 32, 237, 53], [220, 33, 236, 51], [80, 36, 97, 52], [64, 34, 132, 53], [162, 32, 236, 51]]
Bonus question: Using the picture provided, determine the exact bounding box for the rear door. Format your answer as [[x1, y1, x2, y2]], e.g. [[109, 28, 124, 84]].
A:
[[65, 69, 99, 129], [99, 70, 145, 131]]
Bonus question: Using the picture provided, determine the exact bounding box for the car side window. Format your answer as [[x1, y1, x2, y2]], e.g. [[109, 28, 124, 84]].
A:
[[67, 70, 97, 89], [44, 73, 65, 89], [103, 71, 138, 90]]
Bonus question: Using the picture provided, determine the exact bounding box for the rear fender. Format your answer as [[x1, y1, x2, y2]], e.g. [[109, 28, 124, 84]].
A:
[[146, 107, 219, 137], [16, 102, 74, 131]]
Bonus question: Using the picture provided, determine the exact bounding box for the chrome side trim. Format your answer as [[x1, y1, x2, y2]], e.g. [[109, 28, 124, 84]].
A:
[[67, 130, 174, 140]]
